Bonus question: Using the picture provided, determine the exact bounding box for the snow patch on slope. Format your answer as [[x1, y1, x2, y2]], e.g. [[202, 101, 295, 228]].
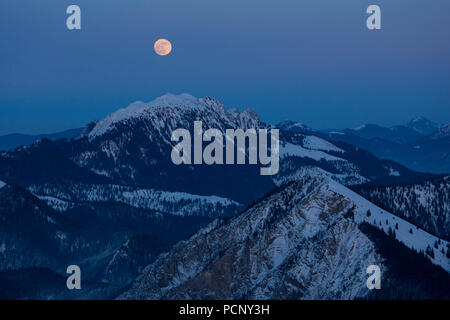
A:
[[274, 166, 368, 187], [354, 124, 366, 131], [303, 136, 344, 153], [326, 179, 450, 272], [29, 183, 242, 218], [280, 142, 346, 162], [36, 195, 74, 212], [389, 167, 400, 177]]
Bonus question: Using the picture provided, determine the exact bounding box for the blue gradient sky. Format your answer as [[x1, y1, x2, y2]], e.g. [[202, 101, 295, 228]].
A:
[[1, 0, 450, 135]]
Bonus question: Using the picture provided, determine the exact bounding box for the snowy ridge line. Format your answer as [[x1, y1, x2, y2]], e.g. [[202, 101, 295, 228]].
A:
[[280, 142, 346, 162], [273, 166, 369, 187], [354, 176, 449, 241], [88, 94, 203, 138], [87, 93, 254, 140], [28, 183, 242, 217], [326, 179, 450, 273], [302, 135, 345, 153], [35, 195, 74, 212]]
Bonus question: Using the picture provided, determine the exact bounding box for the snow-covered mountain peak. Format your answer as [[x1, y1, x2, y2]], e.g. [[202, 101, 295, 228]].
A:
[[242, 108, 259, 120], [228, 107, 239, 116], [87, 94, 225, 138], [406, 116, 438, 135], [410, 116, 427, 123], [87, 101, 149, 138], [86, 93, 267, 140], [150, 93, 201, 108]]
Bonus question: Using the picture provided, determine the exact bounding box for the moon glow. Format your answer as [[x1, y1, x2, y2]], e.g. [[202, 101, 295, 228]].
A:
[[154, 39, 172, 56]]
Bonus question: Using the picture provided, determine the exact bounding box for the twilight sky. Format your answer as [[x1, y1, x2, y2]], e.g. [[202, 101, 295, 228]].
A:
[[1, 0, 450, 135]]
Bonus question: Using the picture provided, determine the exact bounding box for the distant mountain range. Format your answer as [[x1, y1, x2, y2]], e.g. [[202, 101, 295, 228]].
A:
[[321, 116, 441, 143], [2, 110, 448, 175], [277, 116, 450, 174], [0, 94, 448, 299], [0, 128, 83, 151], [0, 94, 436, 207]]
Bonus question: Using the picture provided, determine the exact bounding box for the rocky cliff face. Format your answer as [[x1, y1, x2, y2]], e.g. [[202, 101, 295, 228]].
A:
[[119, 176, 383, 299], [120, 175, 449, 300]]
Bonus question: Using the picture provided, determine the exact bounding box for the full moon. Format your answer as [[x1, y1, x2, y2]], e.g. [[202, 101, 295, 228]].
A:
[[154, 39, 172, 56]]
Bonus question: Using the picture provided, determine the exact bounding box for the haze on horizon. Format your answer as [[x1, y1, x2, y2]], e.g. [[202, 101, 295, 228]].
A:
[[1, 0, 450, 135]]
